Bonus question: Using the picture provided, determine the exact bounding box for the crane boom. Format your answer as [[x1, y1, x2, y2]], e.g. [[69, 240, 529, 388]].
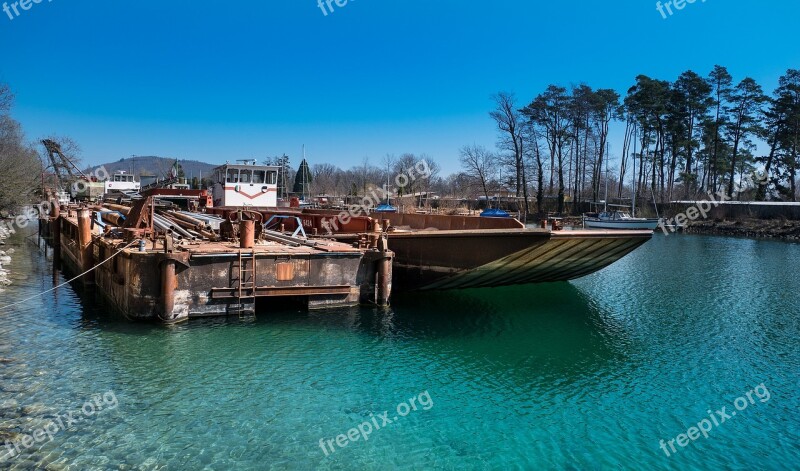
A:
[[41, 139, 87, 190]]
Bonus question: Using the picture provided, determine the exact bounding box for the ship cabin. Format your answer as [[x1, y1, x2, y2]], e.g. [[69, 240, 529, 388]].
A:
[[212, 161, 280, 207], [105, 171, 141, 194]]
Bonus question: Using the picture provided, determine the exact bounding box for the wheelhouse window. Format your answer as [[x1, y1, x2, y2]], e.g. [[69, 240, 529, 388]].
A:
[[252, 170, 265, 184], [239, 169, 252, 184], [226, 169, 239, 184], [266, 171, 277, 185]]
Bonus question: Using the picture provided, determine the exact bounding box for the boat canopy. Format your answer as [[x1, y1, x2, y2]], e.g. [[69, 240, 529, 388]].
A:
[[374, 204, 398, 213], [480, 208, 511, 218]]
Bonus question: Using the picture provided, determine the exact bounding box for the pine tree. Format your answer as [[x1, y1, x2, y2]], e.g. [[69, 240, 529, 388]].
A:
[[293, 159, 313, 196]]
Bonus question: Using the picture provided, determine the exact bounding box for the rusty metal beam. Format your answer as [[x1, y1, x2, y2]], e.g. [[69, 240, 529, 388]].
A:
[[210, 285, 352, 299]]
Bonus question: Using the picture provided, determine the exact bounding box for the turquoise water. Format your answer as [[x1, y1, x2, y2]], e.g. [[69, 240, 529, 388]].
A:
[[0, 229, 798, 470]]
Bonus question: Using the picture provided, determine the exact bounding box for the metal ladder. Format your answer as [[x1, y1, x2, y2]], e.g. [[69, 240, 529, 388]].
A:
[[235, 250, 257, 318]]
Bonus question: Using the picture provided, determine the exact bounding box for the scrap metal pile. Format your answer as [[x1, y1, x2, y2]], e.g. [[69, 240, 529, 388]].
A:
[[92, 197, 322, 251]]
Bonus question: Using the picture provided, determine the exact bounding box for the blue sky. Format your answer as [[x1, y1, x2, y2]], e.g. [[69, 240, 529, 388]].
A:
[[1, 0, 798, 174]]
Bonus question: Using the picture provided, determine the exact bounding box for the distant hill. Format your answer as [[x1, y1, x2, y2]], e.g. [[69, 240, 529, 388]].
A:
[[85, 156, 218, 180]]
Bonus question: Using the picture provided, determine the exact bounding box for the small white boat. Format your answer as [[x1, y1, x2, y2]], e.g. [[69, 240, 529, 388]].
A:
[[584, 211, 660, 230]]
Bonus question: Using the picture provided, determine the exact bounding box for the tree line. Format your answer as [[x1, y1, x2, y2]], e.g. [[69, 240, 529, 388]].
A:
[[5, 66, 798, 217], [460, 67, 800, 218], [0, 84, 43, 214]]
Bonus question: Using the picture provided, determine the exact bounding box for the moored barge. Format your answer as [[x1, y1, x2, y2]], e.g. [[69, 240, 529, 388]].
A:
[[39, 198, 392, 324], [205, 208, 653, 291]]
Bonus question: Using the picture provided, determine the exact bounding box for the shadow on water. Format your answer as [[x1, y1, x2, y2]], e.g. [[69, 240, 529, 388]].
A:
[[74, 281, 637, 395], [11, 224, 642, 397]]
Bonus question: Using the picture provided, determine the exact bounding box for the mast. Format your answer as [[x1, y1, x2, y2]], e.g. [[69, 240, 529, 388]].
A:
[[386, 160, 391, 206], [604, 140, 609, 212], [632, 123, 638, 217]]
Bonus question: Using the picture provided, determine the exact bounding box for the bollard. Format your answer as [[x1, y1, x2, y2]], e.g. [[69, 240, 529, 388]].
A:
[[240, 220, 255, 249], [369, 219, 382, 248]]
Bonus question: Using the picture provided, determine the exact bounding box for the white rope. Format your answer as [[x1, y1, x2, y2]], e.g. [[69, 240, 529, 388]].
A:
[[0, 239, 140, 311]]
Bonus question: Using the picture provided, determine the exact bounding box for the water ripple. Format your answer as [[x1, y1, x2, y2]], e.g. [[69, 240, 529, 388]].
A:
[[0, 231, 797, 469]]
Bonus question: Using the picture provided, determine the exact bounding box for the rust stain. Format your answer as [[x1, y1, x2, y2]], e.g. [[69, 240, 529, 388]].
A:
[[276, 262, 294, 281]]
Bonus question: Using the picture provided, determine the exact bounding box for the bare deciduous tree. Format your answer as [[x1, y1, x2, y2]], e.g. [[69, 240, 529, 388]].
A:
[[0, 118, 43, 212], [459, 145, 496, 202], [490, 92, 529, 217]]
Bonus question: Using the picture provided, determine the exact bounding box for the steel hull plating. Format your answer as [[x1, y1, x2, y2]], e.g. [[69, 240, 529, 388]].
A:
[[207, 208, 653, 291], [387, 229, 652, 290]]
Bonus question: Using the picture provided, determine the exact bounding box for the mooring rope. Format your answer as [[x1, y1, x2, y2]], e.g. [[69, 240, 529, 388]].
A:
[[0, 239, 139, 311]]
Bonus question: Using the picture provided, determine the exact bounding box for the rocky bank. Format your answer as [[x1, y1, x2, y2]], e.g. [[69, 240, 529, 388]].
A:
[[685, 218, 800, 241]]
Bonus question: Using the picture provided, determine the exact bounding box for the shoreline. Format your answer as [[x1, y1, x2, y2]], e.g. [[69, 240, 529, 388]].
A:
[[0, 223, 10, 288], [684, 218, 800, 242]]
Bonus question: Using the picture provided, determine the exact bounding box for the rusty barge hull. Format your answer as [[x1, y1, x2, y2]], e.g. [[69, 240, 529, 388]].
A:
[[387, 229, 650, 290], [207, 208, 653, 291], [43, 209, 392, 323]]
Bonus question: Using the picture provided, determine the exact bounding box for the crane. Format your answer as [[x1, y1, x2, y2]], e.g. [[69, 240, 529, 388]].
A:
[[41, 139, 87, 192]]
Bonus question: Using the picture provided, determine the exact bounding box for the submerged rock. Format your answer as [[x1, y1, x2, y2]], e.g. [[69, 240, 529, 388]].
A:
[[0, 399, 19, 411], [1, 383, 27, 393], [0, 429, 23, 444], [21, 403, 57, 416]]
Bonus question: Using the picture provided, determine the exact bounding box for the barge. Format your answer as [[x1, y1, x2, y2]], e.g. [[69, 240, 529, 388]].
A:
[[39, 199, 392, 324], [206, 208, 653, 291], [37, 159, 652, 323]]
